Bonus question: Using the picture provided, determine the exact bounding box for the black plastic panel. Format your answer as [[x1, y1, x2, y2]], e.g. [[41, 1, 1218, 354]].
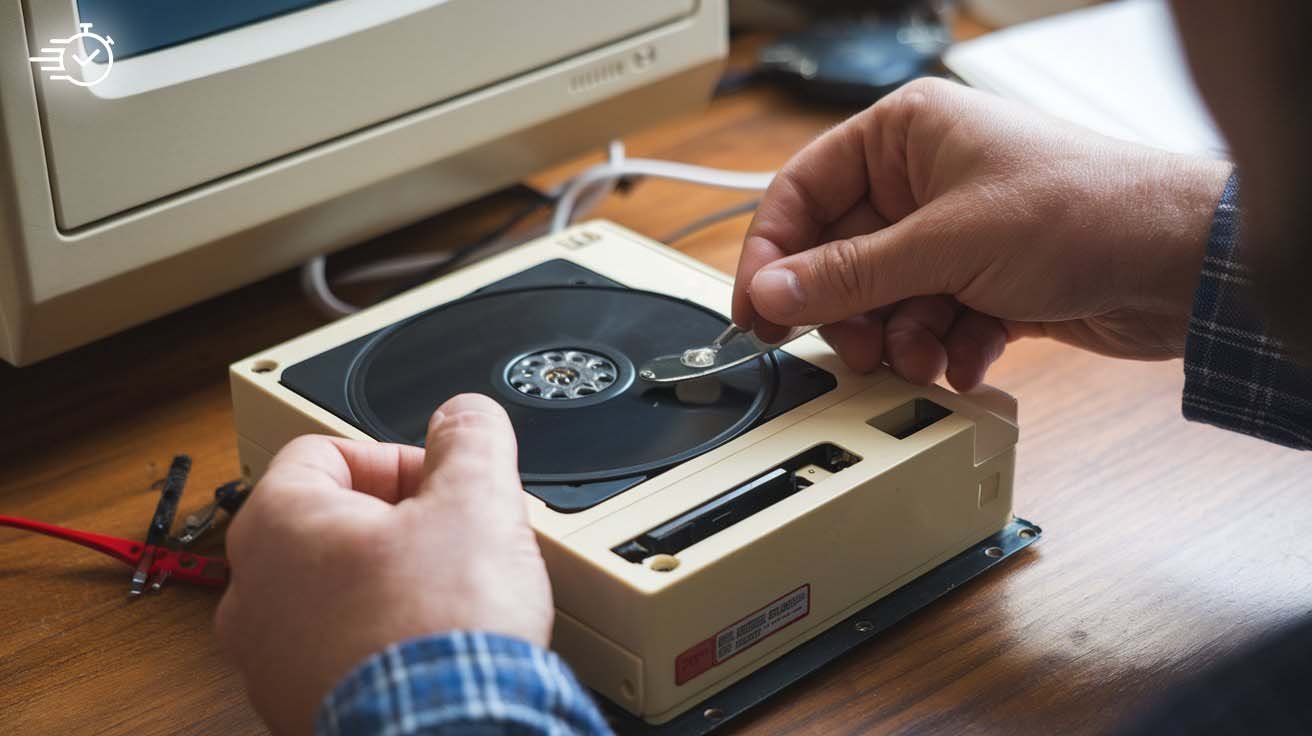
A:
[[613, 443, 861, 562], [281, 260, 837, 512]]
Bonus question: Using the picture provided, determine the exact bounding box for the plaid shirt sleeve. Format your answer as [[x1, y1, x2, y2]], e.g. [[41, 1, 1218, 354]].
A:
[[1182, 173, 1312, 449], [317, 631, 614, 736]]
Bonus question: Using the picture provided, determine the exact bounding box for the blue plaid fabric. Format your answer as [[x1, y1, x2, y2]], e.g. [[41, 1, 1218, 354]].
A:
[[1183, 174, 1312, 449], [318, 632, 612, 736]]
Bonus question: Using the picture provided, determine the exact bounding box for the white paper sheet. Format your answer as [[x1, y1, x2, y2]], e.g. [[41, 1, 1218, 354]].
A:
[[943, 0, 1228, 157]]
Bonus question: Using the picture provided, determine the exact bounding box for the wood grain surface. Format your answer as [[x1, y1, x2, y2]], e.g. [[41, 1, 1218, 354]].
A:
[[2, 23, 1311, 736]]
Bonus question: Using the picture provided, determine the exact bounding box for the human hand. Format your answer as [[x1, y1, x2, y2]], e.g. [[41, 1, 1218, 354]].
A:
[[216, 394, 551, 736], [734, 78, 1233, 390]]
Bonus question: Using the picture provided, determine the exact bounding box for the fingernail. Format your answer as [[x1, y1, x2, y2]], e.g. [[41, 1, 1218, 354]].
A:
[[751, 267, 806, 317], [427, 410, 446, 434]]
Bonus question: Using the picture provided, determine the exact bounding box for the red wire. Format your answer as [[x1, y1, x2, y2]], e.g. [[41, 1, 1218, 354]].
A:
[[0, 515, 228, 587], [0, 515, 143, 565]]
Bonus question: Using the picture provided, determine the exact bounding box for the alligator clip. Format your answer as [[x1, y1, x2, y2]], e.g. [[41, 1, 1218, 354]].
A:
[[176, 481, 250, 547], [0, 515, 229, 592]]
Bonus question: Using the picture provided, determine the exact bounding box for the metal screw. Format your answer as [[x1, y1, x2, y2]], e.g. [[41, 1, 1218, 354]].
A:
[[985, 546, 1004, 558], [1018, 528, 1037, 540], [703, 708, 725, 723], [640, 369, 655, 380], [855, 620, 875, 633]]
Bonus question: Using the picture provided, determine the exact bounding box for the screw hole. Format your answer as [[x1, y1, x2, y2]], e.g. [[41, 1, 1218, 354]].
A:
[[251, 359, 278, 374], [1018, 528, 1037, 540], [985, 546, 1004, 559], [703, 708, 724, 723], [648, 555, 680, 572], [855, 620, 875, 633]]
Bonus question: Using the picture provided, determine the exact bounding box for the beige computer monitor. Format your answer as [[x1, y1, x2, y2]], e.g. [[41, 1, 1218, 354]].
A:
[[0, 1, 727, 365]]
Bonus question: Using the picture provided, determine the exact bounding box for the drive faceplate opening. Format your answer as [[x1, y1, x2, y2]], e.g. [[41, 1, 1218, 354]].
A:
[[612, 443, 861, 563], [868, 398, 952, 440]]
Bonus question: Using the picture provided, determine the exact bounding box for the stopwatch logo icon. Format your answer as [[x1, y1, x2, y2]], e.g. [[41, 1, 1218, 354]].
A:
[[29, 22, 115, 88]]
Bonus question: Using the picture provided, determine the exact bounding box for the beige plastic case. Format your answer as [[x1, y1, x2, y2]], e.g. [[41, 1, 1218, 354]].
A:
[[230, 221, 1018, 724]]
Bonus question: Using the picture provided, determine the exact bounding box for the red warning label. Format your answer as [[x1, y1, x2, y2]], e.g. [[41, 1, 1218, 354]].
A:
[[675, 584, 811, 685]]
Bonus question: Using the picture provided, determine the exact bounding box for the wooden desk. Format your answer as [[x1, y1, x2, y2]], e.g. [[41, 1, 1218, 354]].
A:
[[3, 26, 1310, 736]]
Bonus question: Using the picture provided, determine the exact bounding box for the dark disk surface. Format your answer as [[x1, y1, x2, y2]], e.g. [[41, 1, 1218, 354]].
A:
[[347, 286, 775, 484]]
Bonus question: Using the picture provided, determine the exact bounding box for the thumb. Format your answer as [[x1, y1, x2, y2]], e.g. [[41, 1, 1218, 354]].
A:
[[414, 393, 524, 516], [748, 210, 973, 326]]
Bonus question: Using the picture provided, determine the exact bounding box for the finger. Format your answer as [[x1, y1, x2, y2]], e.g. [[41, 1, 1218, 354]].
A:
[[817, 308, 890, 373], [231, 438, 420, 562], [733, 112, 877, 331], [943, 309, 1009, 392], [415, 394, 523, 515], [737, 235, 792, 343], [819, 198, 892, 243], [884, 296, 960, 385], [750, 200, 893, 344], [260, 435, 427, 504], [214, 586, 242, 653], [748, 200, 982, 326], [733, 80, 970, 331], [1001, 319, 1047, 342]]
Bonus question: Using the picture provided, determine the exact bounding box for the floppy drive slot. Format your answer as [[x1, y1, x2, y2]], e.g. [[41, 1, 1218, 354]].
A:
[[613, 444, 861, 563]]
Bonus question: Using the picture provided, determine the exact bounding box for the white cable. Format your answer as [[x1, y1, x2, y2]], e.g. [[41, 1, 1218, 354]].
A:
[[550, 158, 774, 233], [300, 140, 776, 319], [557, 139, 627, 224], [327, 142, 629, 289], [608, 139, 626, 167], [301, 254, 359, 318], [334, 251, 460, 286]]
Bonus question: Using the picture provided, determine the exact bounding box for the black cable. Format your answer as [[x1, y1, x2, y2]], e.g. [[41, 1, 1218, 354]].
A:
[[425, 186, 556, 277], [661, 198, 761, 245], [714, 68, 763, 97], [413, 173, 645, 285], [380, 186, 557, 299]]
